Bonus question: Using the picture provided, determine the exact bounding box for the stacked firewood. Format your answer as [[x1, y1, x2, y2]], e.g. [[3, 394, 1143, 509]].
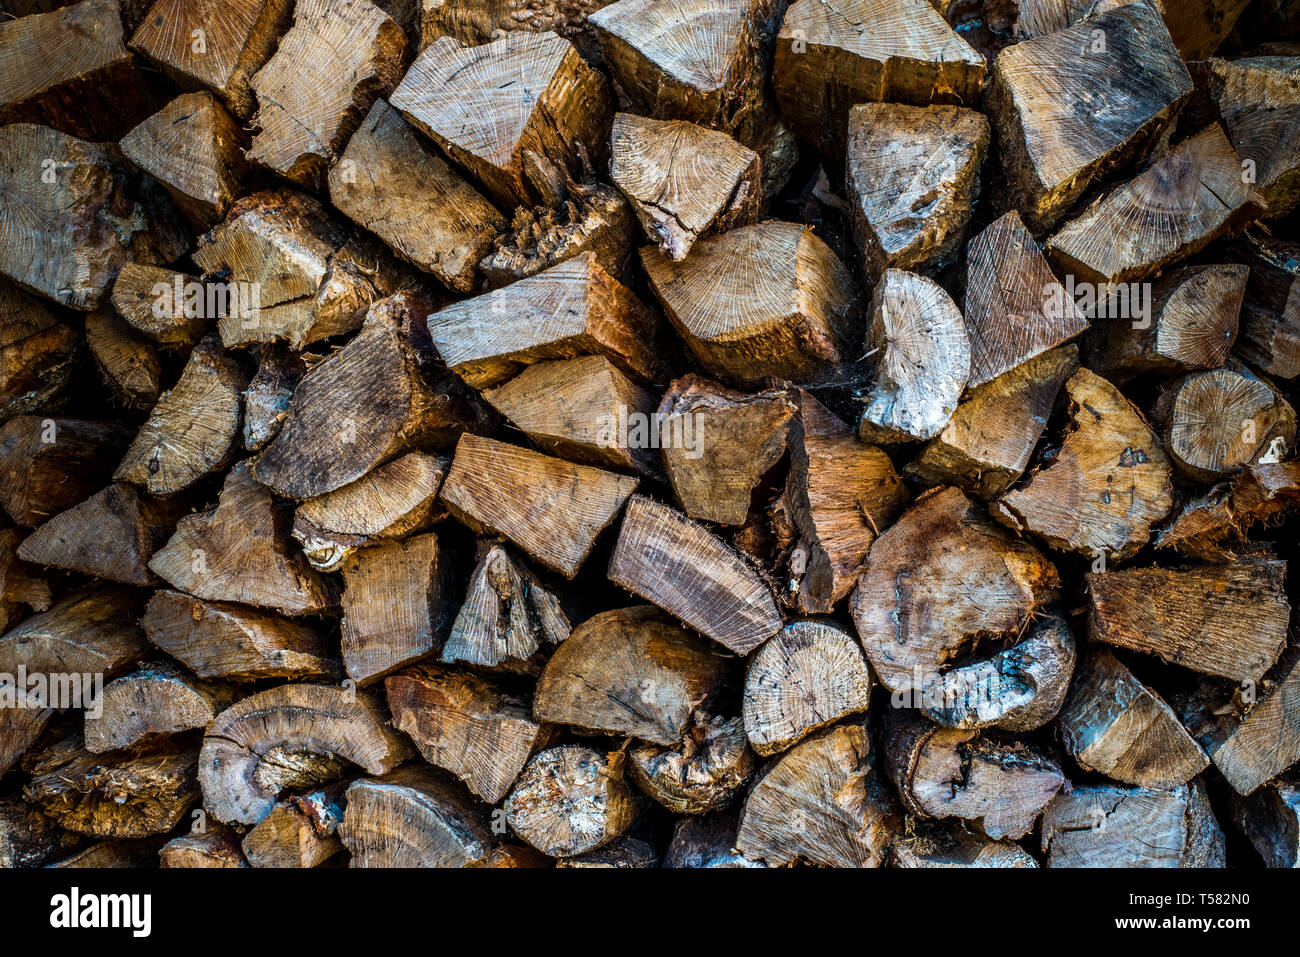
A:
[[1, 0, 1299, 869]]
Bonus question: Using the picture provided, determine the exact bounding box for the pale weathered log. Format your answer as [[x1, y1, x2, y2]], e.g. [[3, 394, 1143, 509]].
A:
[[84, 660, 236, 753], [109, 264, 212, 349], [241, 787, 345, 868], [890, 820, 1038, 868], [340, 766, 492, 867], [628, 714, 755, 815], [504, 745, 639, 858], [160, 827, 248, 868]]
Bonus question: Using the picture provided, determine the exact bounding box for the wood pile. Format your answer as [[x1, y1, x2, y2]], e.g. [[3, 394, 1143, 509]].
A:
[[1, 0, 1300, 870]]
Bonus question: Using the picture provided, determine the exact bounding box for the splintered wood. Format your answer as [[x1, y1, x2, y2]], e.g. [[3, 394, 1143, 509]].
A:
[[4, 0, 1300, 873]]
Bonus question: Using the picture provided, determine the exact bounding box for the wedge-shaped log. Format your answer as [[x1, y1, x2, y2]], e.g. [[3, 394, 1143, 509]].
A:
[[736, 720, 900, 868], [857, 269, 970, 444], [130, 0, 292, 118], [1047, 125, 1262, 285], [1040, 781, 1225, 867], [1225, 231, 1300, 378], [919, 616, 1076, 732], [987, 1, 1192, 230], [1155, 462, 1300, 561], [427, 253, 666, 390], [847, 103, 988, 279], [341, 767, 492, 867], [292, 451, 448, 572], [504, 745, 638, 858], [852, 486, 1059, 693], [330, 100, 503, 293], [85, 309, 161, 410], [199, 684, 412, 825], [608, 495, 781, 654], [392, 31, 610, 208], [0, 280, 78, 422], [629, 714, 755, 814], [964, 211, 1088, 388], [642, 221, 860, 388], [85, 661, 236, 753], [110, 264, 212, 349], [441, 434, 638, 578], [743, 621, 872, 756], [0, 417, 131, 526], [242, 787, 344, 868], [610, 113, 760, 261], [0, 124, 187, 311], [909, 345, 1078, 499], [191, 189, 401, 351], [890, 820, 1038, 868], [119, 91, 250, 228], [142, 590, 340, 682], [1086, 558, 1290, 684], [992, 368, 1173, 561], [387, 663, 546, 804], [114, 336, 246, 496], [535, 606, 726, 744], [148, 463, 339, 616], [774, 0, 985, 157]]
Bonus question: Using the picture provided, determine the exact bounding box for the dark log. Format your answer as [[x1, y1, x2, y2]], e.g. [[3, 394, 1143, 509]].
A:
[[242, 343, 301, 452], [85, 309, 162, 410]]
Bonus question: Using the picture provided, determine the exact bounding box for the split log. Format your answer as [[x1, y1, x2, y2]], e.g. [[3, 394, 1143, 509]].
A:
[[851, 486, 1059, 693], [1047, 125, 1262, 285], [1224, 231, 1300, 378], [340, 532, 449, 684], [773, 0, 985, 157], [129, 0, 293, 118], [1084, 264, 1247, 378], [908, 345, 1078, 499], [0, 417, 131, 526], [655, 376, 796, 525], [0, 124, 187, 311], [340, 767, 492, 867], [483, 355, 660, 475], [159, 828, 248, 868], [191, 189, 402, 351], [918, 616, 1076, 732], [882, 713, 1063, 840], [439, 541, 570, 673], [0, 280, 78, 422], [119, 90, 250, 228], [665, 812, 764, 868], [113, 336, 246, 496], [555, 836, 657, 868], [0, 529, 50, 633], [743, 621, 873, 756], [246, 0, 405, 190], [1231, 778, 1300, 867], [85, 309, 162, 410], [148, 463, 340, 616], [391, 31, 610, 208], [199, 683, 412, 825], [0, 0, 142, 141], [1040, 780, 1225, 867], [417, 0, 617, 56], [426, 253, 667, 390], [242, 344, 301, 451], [856, 268, 970, 445], [963, 211, 1088, 388], [785, 392, 909, 613], [480, 180, 637, 288], [1155, 462, 1300, 560], [991, 368, 1174, 561], [846, 103, 989, 279], [628, 714, 755, 814], [1191, 56, 1300, 219], [504, 745, 639, 858], [251, 299, 462, 500], [24, 736, 201, 838], [292, 451, 447, 572], [608, 495, 782, 655], [735, 720, 900, 867], [609, 113, 760, 261], [890, 820, 1038, 868], [1156, 367, 1296, 481], [241, 787, 345, 868], [141, 590, 341, 682], [641, 221, 860, 389], [17, 482, 181, 585], [0, 796, 78, 867], [1059, 649, 1208, 789], [986, 0, 1192, 230], [84, 661, 236, 753], [535, 606, 726, 744], [440, 434, 638, 579], [329, 100, 504, 293], [0, 586, 147, 690], [1086, 557, 1291, 683], [386, 664, 546, 803], [109, 264, 211, 349], [55, 839, 164, 868]]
